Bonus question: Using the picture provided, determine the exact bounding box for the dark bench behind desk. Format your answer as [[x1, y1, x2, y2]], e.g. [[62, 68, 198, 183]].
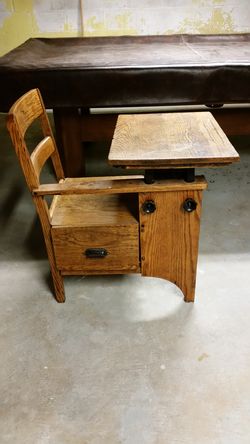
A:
[[1, 34, 250, 176]]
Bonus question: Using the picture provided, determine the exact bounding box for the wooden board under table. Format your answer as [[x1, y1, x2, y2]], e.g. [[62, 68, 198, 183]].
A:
[[109, 112, 239, 169]]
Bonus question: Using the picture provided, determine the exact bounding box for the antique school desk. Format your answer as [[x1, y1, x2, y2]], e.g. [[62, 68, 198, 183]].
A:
[[106, 111, 239, 302], [0, 34, 249, 176]]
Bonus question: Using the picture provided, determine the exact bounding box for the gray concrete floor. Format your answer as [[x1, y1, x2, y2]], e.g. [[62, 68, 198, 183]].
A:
[[0, 112, 250, 444]]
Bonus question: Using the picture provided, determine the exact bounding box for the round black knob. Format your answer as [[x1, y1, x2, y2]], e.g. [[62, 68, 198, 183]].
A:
[[183, 198, 197, 213], [142, 200, 156, 214]]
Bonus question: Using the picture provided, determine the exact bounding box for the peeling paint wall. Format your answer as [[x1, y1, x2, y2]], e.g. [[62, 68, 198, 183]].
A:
[[84, 0, 250, 36], [0, 0, 250, 56], [0, 0, 82, 56]]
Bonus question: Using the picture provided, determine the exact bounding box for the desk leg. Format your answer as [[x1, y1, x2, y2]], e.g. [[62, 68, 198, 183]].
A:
[[139, 189, 203, 302], [53, 108, 84, 177]]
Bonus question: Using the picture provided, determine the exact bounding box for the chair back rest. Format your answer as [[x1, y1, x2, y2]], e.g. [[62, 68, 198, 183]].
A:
[[7, 88, 65, 192]]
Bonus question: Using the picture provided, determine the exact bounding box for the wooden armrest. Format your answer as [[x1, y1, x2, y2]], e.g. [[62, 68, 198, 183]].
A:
[[32, 175, 142, 196], [32, 175, 207, 196]]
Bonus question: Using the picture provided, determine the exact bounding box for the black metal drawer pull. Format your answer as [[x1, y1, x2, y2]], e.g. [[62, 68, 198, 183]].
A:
[[84, 248, 108, 258]]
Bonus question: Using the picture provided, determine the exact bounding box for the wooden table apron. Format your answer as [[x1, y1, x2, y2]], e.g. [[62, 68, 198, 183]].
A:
[[1, 35, 250, 176]]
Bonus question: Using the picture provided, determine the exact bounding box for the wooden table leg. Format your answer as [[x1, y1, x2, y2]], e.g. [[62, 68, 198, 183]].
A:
[[53, 107, 84, 177], [81, 113, 118, 142], [139, 188, 204, 302], [212, 108, 250, 136]]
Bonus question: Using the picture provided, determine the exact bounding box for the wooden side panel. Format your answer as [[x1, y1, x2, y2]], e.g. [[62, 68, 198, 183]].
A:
[[139, 190, 203, 302], [53, 107, 83, 177]]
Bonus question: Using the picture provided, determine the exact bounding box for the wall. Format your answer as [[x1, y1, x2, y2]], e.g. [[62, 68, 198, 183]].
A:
[[83, 0, 250, 36], [0, 0, 250, 56], [0, 0, 82, 56]]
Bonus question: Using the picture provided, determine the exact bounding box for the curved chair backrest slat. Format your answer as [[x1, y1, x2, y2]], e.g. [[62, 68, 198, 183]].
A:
[[7, 88, 65, 192], [8, 88, 43, 137]]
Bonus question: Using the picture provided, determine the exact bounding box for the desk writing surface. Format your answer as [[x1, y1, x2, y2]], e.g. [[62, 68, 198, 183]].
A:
[[109, 112, 240, 168], [0, 35, 250, 110]]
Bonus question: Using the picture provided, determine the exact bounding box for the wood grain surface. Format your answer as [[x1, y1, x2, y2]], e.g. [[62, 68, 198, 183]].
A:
[[7, 89, 65, 302], [52, 193, 139, 273], [52, 225, 139, 273], [34, 175, 207, 196], [30, 136, 55, 180], [139, 189, 203, 302], [109, 112, 239, 168], [7, 89, 210, 303], [54, 107, 83, 177], [51, 193, 138, 227]]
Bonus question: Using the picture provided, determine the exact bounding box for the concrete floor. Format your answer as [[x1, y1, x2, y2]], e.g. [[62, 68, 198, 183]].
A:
[[0, 112, 250, 444]]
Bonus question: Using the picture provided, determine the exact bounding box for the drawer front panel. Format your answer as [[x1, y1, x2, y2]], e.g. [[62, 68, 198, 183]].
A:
[[52, 225, 139, 273]]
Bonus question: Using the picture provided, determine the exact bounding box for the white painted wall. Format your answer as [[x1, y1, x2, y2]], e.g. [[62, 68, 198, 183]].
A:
[[33, 0, 81, 34], [1, 0, 250, 56], [83, 0, 250, 36]]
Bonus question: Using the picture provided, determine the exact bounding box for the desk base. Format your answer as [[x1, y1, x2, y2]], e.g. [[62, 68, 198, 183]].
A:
[[139, 189, 203, 302], [49, 177, 207, 303]]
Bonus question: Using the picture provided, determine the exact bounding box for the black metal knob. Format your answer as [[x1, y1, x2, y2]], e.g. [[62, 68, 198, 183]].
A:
[[183, 198, 197, 213], [142, 200, 156, 214]]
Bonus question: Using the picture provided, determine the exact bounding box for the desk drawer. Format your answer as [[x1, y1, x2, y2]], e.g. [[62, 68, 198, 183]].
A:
[[52, 225, 139, 273]]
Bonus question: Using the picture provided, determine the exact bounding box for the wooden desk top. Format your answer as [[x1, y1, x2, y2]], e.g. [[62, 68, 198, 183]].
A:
[[108, 112, 239, 169]]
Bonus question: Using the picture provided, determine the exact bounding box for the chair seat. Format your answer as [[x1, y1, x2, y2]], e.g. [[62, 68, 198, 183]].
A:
[[50, 179, 138, 227]]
